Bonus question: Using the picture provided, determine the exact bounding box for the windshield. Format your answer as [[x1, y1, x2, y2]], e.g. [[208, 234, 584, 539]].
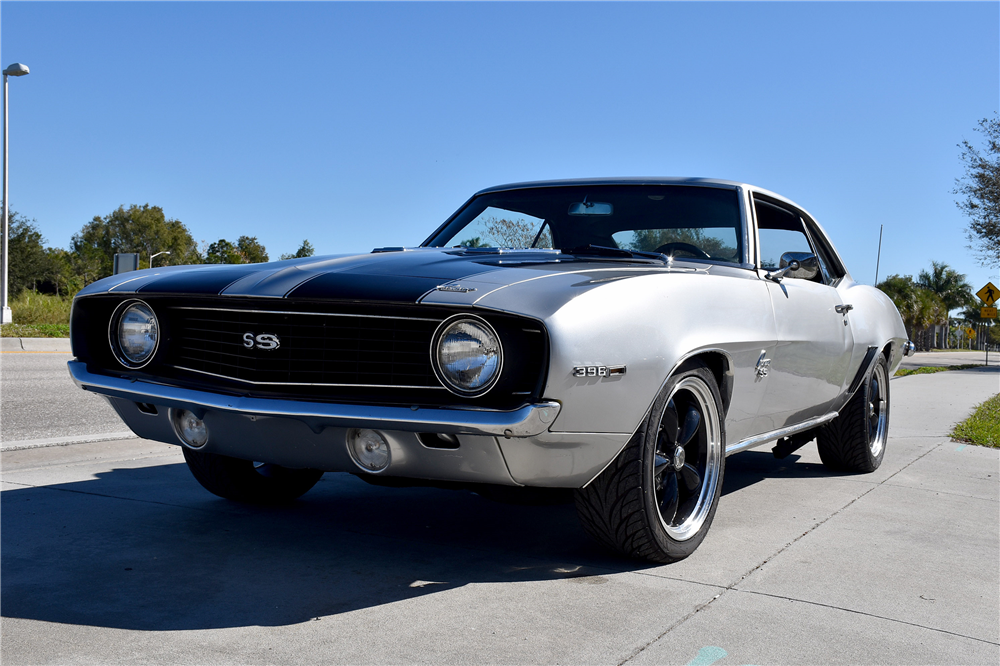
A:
[[423, 185, 744, 264]]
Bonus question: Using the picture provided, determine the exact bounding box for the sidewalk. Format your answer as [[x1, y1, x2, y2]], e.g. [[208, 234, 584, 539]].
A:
[[899, 349, 999, 370]]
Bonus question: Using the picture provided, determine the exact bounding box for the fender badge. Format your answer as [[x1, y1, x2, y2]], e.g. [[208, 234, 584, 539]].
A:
[[754, 350, 771, 380], [573, 365, 626, 378], [436, 285, 477, 293]]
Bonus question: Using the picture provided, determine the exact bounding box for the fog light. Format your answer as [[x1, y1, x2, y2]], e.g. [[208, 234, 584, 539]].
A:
[[348, 429, 391, 472], [171, 409, 209, 449]]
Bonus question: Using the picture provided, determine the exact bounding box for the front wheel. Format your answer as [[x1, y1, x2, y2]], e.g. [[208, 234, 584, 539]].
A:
[[817, 354, 889, 473], [182, 448, 324, 504], [574, 362, 726, 563]]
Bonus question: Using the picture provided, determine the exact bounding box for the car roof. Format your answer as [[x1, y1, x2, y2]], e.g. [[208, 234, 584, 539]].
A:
[[474, 177, 806, 213]]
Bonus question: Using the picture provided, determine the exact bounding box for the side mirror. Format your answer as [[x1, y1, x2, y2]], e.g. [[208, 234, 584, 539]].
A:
[[766, 252, 819, 282]]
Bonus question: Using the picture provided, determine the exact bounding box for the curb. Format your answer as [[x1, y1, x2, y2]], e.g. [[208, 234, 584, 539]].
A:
[[1, 337, 73, 352]]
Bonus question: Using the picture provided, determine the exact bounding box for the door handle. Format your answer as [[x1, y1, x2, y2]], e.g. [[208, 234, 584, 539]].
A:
[[835, 304, 853, 314]]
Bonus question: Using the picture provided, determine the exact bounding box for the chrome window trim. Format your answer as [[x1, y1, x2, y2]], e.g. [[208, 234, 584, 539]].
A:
[[168, 364, 447, 390]]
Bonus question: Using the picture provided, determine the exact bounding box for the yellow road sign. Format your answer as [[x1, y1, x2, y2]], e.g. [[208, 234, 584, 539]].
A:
[[977, 282, 998, 306], [967, 327, 977, 339], [983, 307, 998, 319]]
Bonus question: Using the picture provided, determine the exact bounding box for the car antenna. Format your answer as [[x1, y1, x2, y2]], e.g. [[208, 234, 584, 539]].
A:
[[874, 224, 883, 285]]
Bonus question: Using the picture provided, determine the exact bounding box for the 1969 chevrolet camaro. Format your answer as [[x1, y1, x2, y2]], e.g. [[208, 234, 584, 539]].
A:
[[69, 178, 914, 562]]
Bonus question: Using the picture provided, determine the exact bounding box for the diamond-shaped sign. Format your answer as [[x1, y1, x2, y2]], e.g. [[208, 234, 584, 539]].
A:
[[976, 282, 998, 306]]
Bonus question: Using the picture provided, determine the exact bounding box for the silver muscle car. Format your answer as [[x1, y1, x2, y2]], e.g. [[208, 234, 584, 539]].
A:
[[68, 178, 914, 563]]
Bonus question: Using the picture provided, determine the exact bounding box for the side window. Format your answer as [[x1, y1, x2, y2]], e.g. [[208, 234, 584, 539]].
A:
[[754, 196, 825, 283], [758, 228, 812, 270]]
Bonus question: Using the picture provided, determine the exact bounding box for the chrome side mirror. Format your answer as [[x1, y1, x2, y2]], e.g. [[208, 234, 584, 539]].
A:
[[766, 252, 819, 282]]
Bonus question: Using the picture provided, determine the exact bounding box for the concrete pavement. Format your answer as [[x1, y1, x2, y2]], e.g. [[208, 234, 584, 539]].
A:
[[1, 365, 997, 664]]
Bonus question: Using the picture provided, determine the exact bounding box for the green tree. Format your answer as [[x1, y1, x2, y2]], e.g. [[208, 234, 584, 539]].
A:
[[5, 211, 50, 297], [280, 239, 315, 261], [877, 274, 948, 350], [205, 236, 269, 264], [917, 261, 974, 348], [70, 204, 201, 283], [955, 115, 1000, 267]]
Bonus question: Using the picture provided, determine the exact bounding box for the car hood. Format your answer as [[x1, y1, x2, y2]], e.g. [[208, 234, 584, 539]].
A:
[[76, 247, 716, 308]]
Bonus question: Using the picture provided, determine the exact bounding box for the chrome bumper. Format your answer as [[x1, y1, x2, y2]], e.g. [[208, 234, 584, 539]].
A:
[[903, 340, 917, 357], [67, 361, 560, 438]]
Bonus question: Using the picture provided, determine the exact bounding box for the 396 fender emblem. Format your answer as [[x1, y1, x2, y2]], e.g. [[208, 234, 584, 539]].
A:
[[243, 332, 280, 350], [573, 365, 626, 378]]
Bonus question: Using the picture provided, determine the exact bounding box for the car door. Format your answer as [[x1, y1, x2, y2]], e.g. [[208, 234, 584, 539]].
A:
[[750, 195, 855, 434]]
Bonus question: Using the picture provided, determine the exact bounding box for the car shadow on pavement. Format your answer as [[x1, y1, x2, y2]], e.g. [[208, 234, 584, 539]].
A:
[[721, 449, 846, 496], [2, 463, 656, 632]]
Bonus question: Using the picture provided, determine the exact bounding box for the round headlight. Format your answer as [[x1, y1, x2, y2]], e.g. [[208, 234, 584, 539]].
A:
[[111, 300, 159, 368], [431, 316, 502, 396]]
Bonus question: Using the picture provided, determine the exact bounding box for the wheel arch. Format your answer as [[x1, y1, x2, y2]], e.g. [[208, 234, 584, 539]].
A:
[[674, 349, 735, 419]]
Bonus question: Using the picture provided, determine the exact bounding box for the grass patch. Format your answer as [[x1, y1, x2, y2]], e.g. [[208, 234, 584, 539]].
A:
[[952, 394, 1000, 448], [1, 323, 71, 338], [894, 363, 983, 378], [6, 292, 72, 325], [1, 293, 72, 338]]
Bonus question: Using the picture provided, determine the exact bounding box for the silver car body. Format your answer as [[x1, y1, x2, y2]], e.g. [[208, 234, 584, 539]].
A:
[[69, 178, 909, 489]]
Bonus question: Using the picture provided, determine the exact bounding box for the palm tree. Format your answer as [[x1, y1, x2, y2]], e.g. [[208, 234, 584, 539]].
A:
[[877, 274, 919, 338], [912, 290, 948, 350], [917, 262, 974, 348]]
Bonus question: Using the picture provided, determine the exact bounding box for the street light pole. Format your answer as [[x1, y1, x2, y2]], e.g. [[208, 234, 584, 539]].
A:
[[149, 250, 171, 268], [2, 62, 30, 325]]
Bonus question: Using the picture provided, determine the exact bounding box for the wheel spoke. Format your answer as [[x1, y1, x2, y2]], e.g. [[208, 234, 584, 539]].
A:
[[658, 472, 679, 526], [678, 405, 701, 448], [662, 398, 680, 444], [654, 455, 671, 479], [678, 462, 702, 495]]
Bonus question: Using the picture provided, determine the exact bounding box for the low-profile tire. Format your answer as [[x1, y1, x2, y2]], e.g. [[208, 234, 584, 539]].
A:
[[574, 362, 726, 563], [182, 448, 324, 504], [817, 354, 889, 473]]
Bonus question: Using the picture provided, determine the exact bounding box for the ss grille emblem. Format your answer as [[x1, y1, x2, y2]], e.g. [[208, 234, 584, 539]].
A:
[[243, 332, 280, 351]]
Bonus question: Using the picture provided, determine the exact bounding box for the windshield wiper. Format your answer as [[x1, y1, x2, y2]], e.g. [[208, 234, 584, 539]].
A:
[[562, 245, 667, 263]]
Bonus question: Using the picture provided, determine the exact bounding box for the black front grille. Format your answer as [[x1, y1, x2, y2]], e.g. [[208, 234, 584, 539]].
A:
[[73, 295, 548, 409], [165, 307, 443, 389]]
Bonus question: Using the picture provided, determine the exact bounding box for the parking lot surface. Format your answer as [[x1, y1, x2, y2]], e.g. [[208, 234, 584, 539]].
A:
[[1, 348, 998, 664]]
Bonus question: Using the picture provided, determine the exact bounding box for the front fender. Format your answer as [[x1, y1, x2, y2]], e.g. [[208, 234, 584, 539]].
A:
[[487, 269, 778, 444]]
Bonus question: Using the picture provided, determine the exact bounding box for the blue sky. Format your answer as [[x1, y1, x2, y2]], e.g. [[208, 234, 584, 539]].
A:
[[2, 2, 997, 294]]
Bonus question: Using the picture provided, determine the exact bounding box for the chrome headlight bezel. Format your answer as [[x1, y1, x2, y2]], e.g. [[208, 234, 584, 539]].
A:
[[430, 314, 504, 397], [108, 299, 160, 369]]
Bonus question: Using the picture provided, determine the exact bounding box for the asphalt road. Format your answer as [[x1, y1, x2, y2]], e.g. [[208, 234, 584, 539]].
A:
[[1, 344, 998, 664], [0, 350, 129, 446]]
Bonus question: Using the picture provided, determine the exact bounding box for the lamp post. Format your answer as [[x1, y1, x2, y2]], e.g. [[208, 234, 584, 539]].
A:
[[2, 62, 30, 325], [149, 250, 170, 268]]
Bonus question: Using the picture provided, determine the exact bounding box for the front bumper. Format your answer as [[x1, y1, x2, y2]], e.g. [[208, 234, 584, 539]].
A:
[[68, 361, 560, 438], [69, 361, 625, 488]]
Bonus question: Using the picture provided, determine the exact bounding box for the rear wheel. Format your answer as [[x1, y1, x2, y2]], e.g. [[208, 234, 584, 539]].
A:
[[817, 354, 889, 473], [574, 363, 725, 563], [182, 448, 324, 503]]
